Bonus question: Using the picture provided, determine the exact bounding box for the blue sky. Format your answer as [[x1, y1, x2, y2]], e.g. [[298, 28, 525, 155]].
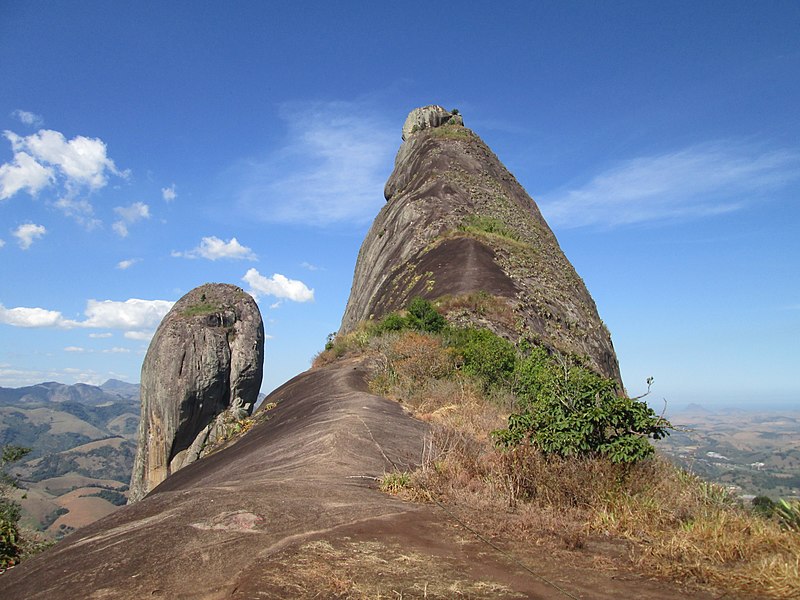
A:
[[1, 2, 798, 409]]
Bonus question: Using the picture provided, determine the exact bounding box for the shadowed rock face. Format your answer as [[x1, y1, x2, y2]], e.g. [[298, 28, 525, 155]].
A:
[[128, 283, 264, 502], [341, 107, 622, 384]]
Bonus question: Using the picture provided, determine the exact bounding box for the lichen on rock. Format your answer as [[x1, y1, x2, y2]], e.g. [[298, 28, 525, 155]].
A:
[[128, 283, 264, 502]]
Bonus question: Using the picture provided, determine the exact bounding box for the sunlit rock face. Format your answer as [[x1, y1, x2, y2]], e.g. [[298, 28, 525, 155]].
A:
[[128, 283, 264, 502], [341, 106, 622, 385]]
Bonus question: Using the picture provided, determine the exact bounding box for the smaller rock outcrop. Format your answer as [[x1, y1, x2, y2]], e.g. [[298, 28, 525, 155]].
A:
[[128, 283, 264, 502], [401, 105, 463, 140]]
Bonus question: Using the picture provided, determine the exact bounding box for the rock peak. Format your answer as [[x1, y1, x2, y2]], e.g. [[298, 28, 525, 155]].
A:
[[401, 105, 463, 141], [344, 107, 622, 385], [128, 282, 264, 502]]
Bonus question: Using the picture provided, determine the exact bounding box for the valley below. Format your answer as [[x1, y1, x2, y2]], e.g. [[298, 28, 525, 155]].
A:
[[658, 404, 800, 500]]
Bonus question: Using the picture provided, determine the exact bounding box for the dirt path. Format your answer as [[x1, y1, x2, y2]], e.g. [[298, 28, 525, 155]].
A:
[[1, 361, 716, 599]]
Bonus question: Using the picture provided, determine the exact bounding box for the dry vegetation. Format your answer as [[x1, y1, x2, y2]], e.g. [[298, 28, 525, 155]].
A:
[[315, 309, 800, 599]]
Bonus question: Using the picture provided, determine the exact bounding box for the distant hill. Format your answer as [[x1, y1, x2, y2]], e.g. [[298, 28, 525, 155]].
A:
[[0, 379, 140, 538]]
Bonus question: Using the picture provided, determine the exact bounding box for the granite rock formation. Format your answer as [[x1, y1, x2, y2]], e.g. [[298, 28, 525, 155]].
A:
[[401, 104, 463, 141], [128, 283, 264, 502], [341, 106, 621, 384]]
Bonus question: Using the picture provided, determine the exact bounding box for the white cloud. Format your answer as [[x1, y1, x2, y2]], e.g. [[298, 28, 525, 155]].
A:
[[89, 332, 113, 338], [228, 100, 396, 226], [174, 236, 257, 261], [117, 258, 139, 270], [12, 109, 44, 127], [102, 347, 130, 354], [1, 127, 127, 229], [300, 261, 321, 271], [80, 298, 173, 330], [13, 223, 46, 249], [538, 142, 800, 229], [0, 239, 4, 248], [0, 298, 173, 333], [0, 304, 75, 328], [6, 129, 125, 191], [113, 202, 150, 237], [162, 183, 177, 202], [0, 151, 53, 200], [124, 330, 154, 341], [242, 268, 314, 302], [64, 346, 86, 353]]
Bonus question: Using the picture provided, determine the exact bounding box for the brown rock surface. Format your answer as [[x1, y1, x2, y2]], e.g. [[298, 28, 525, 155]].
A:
[[340, 108, 622, 384], [0, 360, 714, 600], [128, 283, 264, 502]]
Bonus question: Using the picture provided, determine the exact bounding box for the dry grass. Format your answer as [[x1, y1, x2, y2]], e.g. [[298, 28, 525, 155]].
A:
[[253, 538, 524, 599], [315, 325, 800, 599]]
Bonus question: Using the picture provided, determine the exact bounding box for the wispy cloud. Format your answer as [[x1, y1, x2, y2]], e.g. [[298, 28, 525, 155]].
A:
[[242, 268, 314, 302], [12, 223, 46, 249], [228, 100, 396, 226], [112, 201, 150, 237], [538, 142, 800, 229], [54, 197, 101, 230], [117, 258, 140, 270], [162, 183, 177, 202], [173, 236, 257, 261], [11, 109, 44, 128]]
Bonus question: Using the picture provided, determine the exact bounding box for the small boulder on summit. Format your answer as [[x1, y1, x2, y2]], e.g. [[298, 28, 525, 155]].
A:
[[128, 283, 264, 503]]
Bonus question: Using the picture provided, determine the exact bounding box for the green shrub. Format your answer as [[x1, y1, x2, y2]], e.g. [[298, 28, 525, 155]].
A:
[[448, 327, 516, 388], [406, 297, 446, 333], [494, 355, 669, 464], [375, 312, 408, 334]]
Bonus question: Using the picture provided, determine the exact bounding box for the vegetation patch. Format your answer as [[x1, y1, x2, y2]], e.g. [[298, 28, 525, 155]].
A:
[[182, 301, 223, 317], [461, 215, 521, 242], [428, 122, 472, 140], [86, 488, 127, 506]]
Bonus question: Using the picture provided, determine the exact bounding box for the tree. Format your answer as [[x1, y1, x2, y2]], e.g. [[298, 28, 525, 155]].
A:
[[1, 445, 31, 568]]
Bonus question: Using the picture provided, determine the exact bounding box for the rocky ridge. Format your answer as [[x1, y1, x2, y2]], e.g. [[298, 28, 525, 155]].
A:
[[128, 283, 264, 502]]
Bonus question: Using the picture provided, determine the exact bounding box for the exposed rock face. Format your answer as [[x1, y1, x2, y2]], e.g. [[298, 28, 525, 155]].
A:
[[341, 107, 622, 385], [128, 283, 264, 502], [401, 105, 463, 141]]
